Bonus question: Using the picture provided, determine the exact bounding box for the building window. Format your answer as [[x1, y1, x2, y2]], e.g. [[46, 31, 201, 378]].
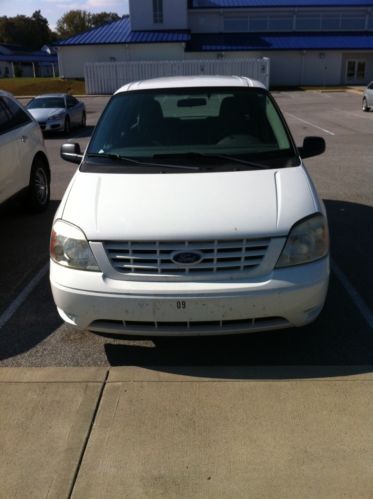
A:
[[321, 15, 340, 30], [340, 15, 365, 30], [268, 16, 293, 31], [224, 14, 293, 32], [250, 17, 268, 31], [224, 17, 249, 32], [346, 60, 366, 82], [296, 14, 321, 31], [153, 0, 163, 24]]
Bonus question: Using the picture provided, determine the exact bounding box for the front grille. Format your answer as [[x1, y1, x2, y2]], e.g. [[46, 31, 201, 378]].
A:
[[89, 317, 290, 334], [104, 239, 270, 277]]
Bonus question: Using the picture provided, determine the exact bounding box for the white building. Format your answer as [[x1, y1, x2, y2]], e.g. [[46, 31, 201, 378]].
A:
[[57, 0, 373, 87]]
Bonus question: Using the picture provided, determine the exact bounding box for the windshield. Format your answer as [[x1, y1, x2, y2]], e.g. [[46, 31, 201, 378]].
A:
[[87, 87, 296, 166], [28, 97, 65, 109]]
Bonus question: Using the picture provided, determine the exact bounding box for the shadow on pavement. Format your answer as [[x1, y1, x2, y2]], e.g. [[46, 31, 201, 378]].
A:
[[0, 200, 59, 312], [104, 199, 373, 378], [325, 199, 373, 309], [103, 274, 373, 374]]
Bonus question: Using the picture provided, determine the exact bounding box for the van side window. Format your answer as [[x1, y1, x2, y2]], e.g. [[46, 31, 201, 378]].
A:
[[3, 97, 31, 130], [0, 98, 11, 134]]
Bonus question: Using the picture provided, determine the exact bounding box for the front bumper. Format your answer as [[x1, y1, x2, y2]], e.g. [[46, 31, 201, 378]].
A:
[[50, 257, 329, 336], [38, 119, 64, 132]]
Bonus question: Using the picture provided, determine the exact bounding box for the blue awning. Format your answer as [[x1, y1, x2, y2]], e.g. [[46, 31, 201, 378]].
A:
[[187, 32, 373, 51], [0, 54, 57, 63], [56, 17, 191, 46]]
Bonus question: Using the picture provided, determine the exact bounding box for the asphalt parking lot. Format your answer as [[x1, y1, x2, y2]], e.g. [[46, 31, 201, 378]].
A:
[[0, 89, 372, 368]]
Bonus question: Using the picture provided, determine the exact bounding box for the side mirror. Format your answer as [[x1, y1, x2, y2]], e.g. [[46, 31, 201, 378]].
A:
[[299, 136, 326, 159], [60, 143, 83, 164]]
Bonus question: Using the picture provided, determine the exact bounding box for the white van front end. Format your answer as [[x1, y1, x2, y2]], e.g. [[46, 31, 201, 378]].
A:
[[50, 76, 329, 336], [50, 166, 329, 335]]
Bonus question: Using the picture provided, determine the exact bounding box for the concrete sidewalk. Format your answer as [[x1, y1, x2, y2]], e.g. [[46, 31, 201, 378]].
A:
[[1, 367, 373, 499]]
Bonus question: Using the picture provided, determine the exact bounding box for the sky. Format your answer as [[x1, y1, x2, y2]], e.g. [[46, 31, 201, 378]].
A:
[[0, 0, 129, 30]]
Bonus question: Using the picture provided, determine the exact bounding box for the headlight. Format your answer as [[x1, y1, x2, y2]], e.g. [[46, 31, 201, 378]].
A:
[[276, 214, 329, 268], [50, 220, 100, 271], [48, 112, 65, 121]]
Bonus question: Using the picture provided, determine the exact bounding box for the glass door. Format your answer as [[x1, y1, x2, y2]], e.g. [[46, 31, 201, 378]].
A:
[[346, 60, 366, 83]]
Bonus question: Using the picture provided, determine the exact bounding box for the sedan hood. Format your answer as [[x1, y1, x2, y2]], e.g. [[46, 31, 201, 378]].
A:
[[28, 108, 64, 121], [61, 167, 319, 241]]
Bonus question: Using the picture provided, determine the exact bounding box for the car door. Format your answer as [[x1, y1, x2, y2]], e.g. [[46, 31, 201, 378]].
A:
[[0, 98, 21, 203], [66, 95, 80, 126], [366, 82, 373, 107], [1, 97, 35, 198]]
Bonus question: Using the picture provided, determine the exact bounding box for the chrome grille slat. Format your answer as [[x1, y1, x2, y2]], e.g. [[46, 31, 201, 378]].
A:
[[108, 249, 266, 261], [105, 240, 270, 251], [104, 238, 271, 278], [113, 258, 263, 271]]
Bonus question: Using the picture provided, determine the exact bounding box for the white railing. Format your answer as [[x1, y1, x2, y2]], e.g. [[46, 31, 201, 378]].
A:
[[84, 57, 270, 94]]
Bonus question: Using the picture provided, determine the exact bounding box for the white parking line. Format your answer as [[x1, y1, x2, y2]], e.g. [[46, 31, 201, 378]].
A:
[[286, 113, 336, 136], [0, 263, 49, 330], [332, 259, 373, 330]]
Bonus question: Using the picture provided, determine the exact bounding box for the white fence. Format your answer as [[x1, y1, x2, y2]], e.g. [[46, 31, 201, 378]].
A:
[[84, 58, 270, 94]]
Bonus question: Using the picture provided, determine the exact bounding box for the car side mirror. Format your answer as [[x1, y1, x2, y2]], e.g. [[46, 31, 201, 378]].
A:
[[299, 136, 326, 159], [60, 143, 83, 164]]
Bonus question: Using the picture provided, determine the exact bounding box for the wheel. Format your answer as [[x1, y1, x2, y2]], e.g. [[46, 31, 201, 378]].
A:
[[25, 157, 50, 212], [81, 111, 86, 128], [64, 116, 71, 134], [362, 98, 370, 112]]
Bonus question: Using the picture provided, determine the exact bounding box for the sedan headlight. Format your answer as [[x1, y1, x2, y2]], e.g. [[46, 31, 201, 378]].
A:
[[50, 220, 100, 271], [276, 214, 329, 268], [48, 112, 65, 121]]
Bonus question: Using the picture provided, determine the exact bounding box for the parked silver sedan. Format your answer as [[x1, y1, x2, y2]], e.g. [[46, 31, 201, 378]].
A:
[[362, 82, 373, 112], [27, 93, 86, 134]]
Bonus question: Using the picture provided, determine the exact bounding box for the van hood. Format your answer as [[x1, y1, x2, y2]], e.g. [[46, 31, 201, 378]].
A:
[[61, 167, 319, 241]]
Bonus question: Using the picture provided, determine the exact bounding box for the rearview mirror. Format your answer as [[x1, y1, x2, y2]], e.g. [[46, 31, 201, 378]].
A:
[[177, 98, 207, 107], [299, 136, 326, 159], [60, 143, 83, 164]]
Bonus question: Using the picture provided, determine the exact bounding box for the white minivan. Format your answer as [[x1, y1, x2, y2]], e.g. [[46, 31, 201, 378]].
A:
[[50, 76, 329, 336]]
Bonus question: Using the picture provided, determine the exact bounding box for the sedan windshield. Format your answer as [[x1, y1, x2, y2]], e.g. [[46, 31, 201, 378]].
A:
[[28, 97, 65, 109], [88, 87, 296, 167]]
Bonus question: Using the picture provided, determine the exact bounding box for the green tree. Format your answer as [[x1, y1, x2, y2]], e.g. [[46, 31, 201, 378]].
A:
[[90, 12, 121, 28], [31, 10, 56, 46], [0, 11, 54, 50], [56, 10, 121, 39], [56, 10, 91, 39]]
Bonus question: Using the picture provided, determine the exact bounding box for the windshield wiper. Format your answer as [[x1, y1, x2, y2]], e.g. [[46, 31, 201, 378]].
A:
[[86, 153, 200, 170], [152, 152, 270, 170]]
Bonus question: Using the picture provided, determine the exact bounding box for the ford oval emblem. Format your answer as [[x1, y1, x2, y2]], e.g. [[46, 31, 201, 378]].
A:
[[171, 251, 203, 266]]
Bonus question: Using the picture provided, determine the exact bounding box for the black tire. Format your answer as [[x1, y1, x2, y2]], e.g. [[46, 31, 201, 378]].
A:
[[362, 98, 370, 112], [64, 116, 71, 135], [25, 157, 50, 213], [81, 111, 86, 128]]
